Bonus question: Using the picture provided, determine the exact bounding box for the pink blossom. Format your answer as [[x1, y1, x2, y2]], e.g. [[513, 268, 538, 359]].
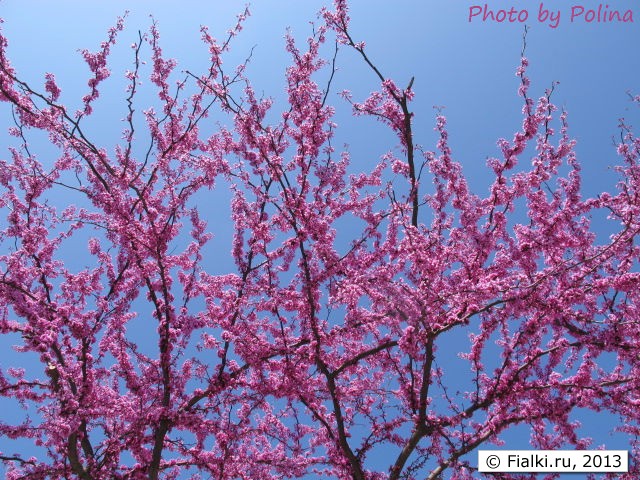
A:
[[0, 4, 638, 480]]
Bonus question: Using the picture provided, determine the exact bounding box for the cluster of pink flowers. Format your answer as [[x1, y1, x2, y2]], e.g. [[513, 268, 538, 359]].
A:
[[0, 1, 638, 479]]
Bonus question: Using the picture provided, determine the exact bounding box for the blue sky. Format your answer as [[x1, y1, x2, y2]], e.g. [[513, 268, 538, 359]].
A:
[[1, 0, 637, 193], [0, 0, 639, 477]]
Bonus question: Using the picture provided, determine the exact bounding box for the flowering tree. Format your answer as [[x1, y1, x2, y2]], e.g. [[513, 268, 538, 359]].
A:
[[0, 2, 639, 479]]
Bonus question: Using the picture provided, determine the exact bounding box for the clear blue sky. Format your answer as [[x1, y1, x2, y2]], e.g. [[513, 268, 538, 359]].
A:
[[0, 0, 638, 476], [2, 0, 638, 190]]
